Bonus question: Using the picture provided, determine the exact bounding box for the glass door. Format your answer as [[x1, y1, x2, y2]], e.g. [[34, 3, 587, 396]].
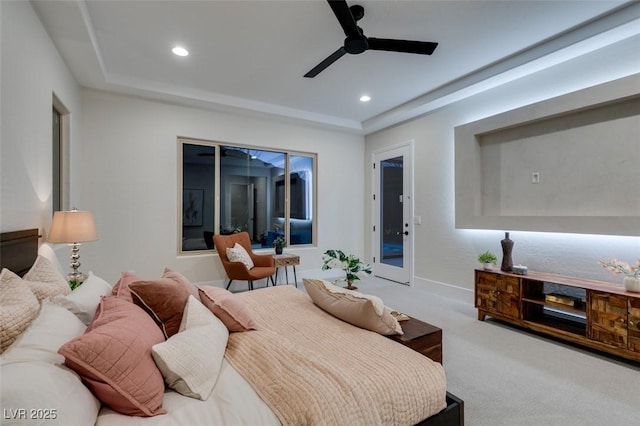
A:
[[373, 144, 412, 285]]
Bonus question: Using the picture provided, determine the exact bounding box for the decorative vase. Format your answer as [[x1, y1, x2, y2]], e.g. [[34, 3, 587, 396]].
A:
[[345, 280, 358, 290], [275, 246, 283, 255], [500, 232, 514, 272], [483, 263, 493, 270], [623, 276, 640, 293]]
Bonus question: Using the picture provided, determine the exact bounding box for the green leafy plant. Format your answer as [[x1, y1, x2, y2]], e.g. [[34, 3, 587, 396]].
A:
[[322, 249, 372, 287], [478, 250, 498, 264], [272, 237, 286, 249]]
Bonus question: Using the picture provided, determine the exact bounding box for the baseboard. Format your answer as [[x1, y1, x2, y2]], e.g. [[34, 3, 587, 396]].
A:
[[413, 276, 474, 305]]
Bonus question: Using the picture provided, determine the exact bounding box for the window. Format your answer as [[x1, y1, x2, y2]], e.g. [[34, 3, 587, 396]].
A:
[[179, 139, 316, 252], [52, 95, 69, 214], [52, 107, 62, 212]]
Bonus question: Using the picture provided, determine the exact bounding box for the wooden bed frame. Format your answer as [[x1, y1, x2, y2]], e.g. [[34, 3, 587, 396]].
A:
[[0, 228, 40, 276], [0, 228, 464, 426]]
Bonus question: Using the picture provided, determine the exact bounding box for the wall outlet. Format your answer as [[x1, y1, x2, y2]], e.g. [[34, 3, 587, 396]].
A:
[[531, 172, 540, 184]]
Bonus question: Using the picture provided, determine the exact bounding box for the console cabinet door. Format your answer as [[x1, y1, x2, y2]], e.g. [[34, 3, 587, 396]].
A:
[[628, 298, 640, 353], [475, 271, 520, 319], [588, 292, 628, 349]]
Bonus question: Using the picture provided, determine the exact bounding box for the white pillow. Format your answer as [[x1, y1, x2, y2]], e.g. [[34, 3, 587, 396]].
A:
[[22, 256, 70, 301], [151, 296, 229, 400], [1, 301, 86, 365], [50, 272, 111, 325], [226, 243, 254, 270], [0, 362, 100, 426]]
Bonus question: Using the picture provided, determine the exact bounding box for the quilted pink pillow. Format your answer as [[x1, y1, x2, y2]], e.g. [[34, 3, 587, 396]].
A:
[[110, 272, 140, 302], [198, 287, 257, 332], [59, 296, 166, 417]]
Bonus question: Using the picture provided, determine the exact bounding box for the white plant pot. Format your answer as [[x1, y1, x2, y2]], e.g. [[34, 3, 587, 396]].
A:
[[483, 263, 493, 270], [623, 276, 640, 293]]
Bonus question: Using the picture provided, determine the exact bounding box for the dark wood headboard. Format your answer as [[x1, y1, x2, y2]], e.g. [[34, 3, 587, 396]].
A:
[[0, 229, 40, 276]]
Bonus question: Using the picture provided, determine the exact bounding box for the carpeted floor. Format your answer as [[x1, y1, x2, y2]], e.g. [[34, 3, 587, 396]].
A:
[[308, 277, 640, 426]]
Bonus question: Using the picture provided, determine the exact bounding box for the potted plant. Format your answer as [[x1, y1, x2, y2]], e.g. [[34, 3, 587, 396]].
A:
[[322, 249, 372, 290], [272, 237, 286, 255], [478, 250, 498, 270]]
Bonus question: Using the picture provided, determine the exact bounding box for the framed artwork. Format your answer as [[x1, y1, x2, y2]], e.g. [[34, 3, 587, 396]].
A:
[[183, 188, 204, 227]]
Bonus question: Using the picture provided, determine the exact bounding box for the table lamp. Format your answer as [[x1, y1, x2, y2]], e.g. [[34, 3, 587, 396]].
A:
[[48, 208, 98, 286]]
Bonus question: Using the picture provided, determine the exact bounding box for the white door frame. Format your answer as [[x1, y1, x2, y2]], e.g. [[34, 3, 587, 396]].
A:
[[371, 141, 414, 286]]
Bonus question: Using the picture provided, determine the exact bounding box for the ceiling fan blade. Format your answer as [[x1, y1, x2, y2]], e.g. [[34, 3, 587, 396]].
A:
[[328, 0, 360, 38], [368, 38, 438, 55], [304, 47, 347, 78]]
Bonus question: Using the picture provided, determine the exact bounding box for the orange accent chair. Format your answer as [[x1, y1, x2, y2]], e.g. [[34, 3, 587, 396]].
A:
[[213, 232, 275, 291]]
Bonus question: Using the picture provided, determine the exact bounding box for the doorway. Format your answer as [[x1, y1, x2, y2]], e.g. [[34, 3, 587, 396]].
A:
[[373, 143, 413, 285]]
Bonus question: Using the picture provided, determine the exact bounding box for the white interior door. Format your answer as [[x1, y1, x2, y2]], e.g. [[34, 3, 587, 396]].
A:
[[373, 144, 413, 285]]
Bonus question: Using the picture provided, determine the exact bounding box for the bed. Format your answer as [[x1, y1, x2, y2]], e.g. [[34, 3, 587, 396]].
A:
[[0, 228, 463, 425]]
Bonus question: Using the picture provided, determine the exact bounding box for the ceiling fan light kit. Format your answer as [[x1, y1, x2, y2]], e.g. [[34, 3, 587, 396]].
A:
[[305, 0, 438, 78]]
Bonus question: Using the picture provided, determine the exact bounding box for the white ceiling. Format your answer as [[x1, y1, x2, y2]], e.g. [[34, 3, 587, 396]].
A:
[[32, 0, 640, 134]]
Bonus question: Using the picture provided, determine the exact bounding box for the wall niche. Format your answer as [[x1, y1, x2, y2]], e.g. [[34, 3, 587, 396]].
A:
[[455, 74, 640, 236]]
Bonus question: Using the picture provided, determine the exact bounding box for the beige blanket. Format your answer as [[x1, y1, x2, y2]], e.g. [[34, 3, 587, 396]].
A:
[[226, 286, 446, 426]]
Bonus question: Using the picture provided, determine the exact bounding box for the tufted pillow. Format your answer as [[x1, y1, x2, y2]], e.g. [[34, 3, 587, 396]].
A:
[[110, 271, 140, 302], [0, 269, 40, 354], [303, 278, 403, 336], [129, 278, 191, 338], [162, 267, 200, 301], [22, 255, 70, 301], [50, 272, 112, 325], [226, 243, 254, 270], [59, 296, 166, 417], [198, 286, 257, 332], [151, 296, 229, 400]]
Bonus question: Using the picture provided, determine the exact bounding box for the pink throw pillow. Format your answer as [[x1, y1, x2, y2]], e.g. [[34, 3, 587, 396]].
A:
[[162, 267, 200, 301], [59, 296, 166, 417], [111, 272, 140, 302], [198, 287, 257, 332]]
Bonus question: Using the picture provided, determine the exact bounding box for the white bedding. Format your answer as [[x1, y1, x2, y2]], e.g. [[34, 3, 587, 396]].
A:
[[96, 359, 280, 426]]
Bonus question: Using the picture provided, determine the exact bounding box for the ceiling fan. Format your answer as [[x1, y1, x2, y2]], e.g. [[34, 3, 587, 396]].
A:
[[304, 0, 438, 78]]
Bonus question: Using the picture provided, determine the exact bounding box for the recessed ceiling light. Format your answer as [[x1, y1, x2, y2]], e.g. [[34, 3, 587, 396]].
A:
[[360, 95, 371, 102], [172, 46, 189, 57]]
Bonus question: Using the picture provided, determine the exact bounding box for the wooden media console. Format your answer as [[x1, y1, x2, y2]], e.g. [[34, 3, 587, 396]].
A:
[[475, 269, 640, 362]]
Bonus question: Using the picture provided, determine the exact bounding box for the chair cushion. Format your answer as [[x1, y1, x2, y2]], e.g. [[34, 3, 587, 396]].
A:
[[303, 278, 402, 336], [226, 243, 254, 270]]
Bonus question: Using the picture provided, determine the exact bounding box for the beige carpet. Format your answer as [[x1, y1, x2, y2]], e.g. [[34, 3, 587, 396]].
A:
[[331, 277, 640, 426]]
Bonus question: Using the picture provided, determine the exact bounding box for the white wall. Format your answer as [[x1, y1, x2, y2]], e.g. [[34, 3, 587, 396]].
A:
[[0, 0, 81, 233], [77, 89, 365, 285], [365, 39, 640, 301]]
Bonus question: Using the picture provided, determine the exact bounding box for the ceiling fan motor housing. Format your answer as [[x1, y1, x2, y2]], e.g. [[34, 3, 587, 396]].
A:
[[345, 35, 368, 54]]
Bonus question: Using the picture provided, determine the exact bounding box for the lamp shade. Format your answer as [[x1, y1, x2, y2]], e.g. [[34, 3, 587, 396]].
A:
[[48, 210, 98, 243]]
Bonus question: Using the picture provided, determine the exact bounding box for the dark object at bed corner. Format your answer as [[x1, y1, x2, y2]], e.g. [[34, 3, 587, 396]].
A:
[[417, 392, 464, 426], [0, 228, 40, 276]]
